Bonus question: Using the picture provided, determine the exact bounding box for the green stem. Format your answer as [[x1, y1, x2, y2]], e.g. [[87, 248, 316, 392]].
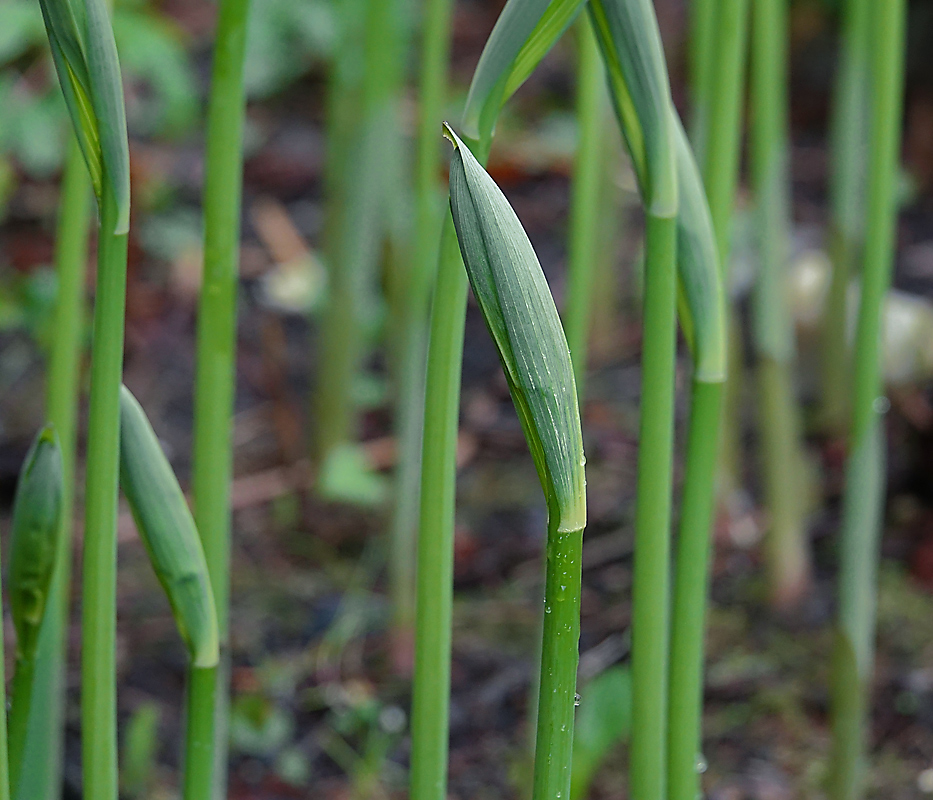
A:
[[630, 211, 678, 800], [315, 0, 405, 467], [388, 0, 455, 666], [183, 666, 217, 800], [192, 0, 250, 793], [409, 215, 469, 800], [8, 658, 36, 796], [689, 0, 717, 158], [25, 136, 91, 800], [82, 178, 129, 800], [821, 0, 872, 435], [701, 0, 749, 510], [667, 378, 724, 800], [749, 0, 811, 607], [830, 1, 905, 797], [531, 521, 584, 800], [564, 17, 605, 396]]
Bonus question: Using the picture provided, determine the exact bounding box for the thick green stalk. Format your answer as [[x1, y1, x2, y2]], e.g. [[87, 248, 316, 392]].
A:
[[700, 0, 748, 509], [689, 0, 717, 157], [23, 136, 91, 800], [630, 211, 678, 800], [192, 0, 250, 793], [820, 0, 872, 434], [667, 378, 724, 800], [531, 521, 584, 800], [82, 178, 129, 800], [8, 658, 36, 795], [183, 666, 218, 800], [409, 216, 470, 800], [564, 17, 605, 396], [388, 0, 455, 664], [829, 1, 905, 797], [749, 0, 810, 607]]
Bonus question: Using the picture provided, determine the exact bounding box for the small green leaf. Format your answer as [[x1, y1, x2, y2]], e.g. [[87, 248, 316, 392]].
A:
[[445, 124, 585, 532], [119, 386, 219, 668], [462, 0, 587, 142], [589, 0, 677, 216], [9, 424, 64, 662]]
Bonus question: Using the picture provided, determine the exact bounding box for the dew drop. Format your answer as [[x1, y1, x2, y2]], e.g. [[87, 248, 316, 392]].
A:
[[695, 755, 708, 774], [574, 693, 581, 707]]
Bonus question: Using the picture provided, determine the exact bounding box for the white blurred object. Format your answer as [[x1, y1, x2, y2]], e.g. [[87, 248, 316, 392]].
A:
[[789, 249, 933, 386]]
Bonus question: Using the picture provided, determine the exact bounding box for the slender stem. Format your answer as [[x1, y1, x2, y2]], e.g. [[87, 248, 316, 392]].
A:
[[409, 215, 470, 800], [531, 521, 584, 800], [388, 0, 455, 666], [564, 17, 605, 396], [192, 0, 250, 794], [689, 0, 717, 157], [667, 379, 724, 800], [749, 0, 810, 607], [821, 0, 872, 434], [182, 666, 217, 800], [315, 0, 404, 467], [700, 0, 749, 509], [82, 178, 129, 800], [0, 568, 8, 800], [8, 657, 36, 795], [629, 211, 678, 800], [25, 136, 91, 800], [830, 1, 905, 797]]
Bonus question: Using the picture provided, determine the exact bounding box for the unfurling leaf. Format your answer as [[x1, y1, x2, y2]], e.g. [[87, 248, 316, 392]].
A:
[[445, 124, 585, 533], [119, 386, 219, 668], [38, 0, 130, 233], [9, 425, 64, 662], [462, 0, 587, 142]]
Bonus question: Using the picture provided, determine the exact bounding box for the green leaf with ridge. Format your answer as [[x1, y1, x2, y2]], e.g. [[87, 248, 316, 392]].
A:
[[119, 386, 219, 668], [445, 124, 585, 533]]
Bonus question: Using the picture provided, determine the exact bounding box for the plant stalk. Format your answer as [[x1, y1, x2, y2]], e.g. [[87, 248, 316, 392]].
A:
[[82, 176, 129, 800], [830, 1, 905, 796], [564, 17, 606, 396], [700, 0, 749, 513], [531, 521, 585, 800], [192, 0, 251, 793], [629, 210, 678, 800], [821, 0, 872, 435], [183, 666, 218, 800], [667, 378, 724, 800], [24, 136, 91, 800], [7, 658, 36, 796], [409, 215, 470, 800], [749, 0, 811, 608], [388, 0, 455, 668]]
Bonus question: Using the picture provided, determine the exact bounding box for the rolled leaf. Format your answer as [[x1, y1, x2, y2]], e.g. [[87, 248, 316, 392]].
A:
[[38, 0, 130, 233], [445, 124, 585, 532], [119, 386, 219, 668], [463, 0, 587, 142], [9, 425, 64, 662], [589, 0, 677, 216]]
